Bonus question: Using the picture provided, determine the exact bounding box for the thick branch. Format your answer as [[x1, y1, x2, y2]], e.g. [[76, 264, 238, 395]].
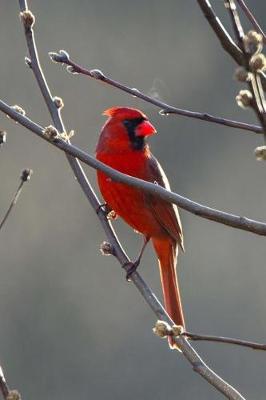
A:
[[49, 51, 263, 135], [2, 99, 266, 239]]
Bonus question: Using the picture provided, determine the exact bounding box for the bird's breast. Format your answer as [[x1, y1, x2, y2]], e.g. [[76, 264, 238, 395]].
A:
[[96, 152, 164, 237]]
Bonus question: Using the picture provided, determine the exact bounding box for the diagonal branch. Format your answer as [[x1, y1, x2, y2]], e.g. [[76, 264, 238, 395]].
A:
[[1, 99, 266, 239], [49, 51, 263, 135]]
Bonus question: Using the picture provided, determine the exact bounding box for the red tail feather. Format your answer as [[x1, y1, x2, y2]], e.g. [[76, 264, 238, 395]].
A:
[[153, 238, 185, 350]]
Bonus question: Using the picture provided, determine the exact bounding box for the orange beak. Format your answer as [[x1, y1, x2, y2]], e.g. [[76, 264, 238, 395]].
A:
[[135, 120, 157, 137]]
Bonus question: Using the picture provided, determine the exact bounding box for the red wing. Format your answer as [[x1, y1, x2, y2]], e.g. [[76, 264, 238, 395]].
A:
[[146, 155, 184, 251]]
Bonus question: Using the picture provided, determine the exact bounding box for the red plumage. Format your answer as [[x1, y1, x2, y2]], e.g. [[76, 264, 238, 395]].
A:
[[96, 107, 185, 349]]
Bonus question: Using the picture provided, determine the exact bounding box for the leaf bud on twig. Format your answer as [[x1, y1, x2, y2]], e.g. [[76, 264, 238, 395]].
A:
[[90, 69, 105, 79], [249, 53, 266, 72], [20, 168, 33, 182], [66, 65, 79, 75], [172, 325, 184, 337], [236, 90, 253, 108], [24, 56, 32, 68], [53, 96, 64, 109], [6, 390, 21, 400], [153, 320, 172, 338], [49, 50, 69, 64], [19, 10, 35, 29], [243, 30, 263, 54], [11, 105, 26, 116], [100, 241, 114, 256], [234, 67, 251, 82], [43, 125, 59, 141], [254, 145, 266, 161]]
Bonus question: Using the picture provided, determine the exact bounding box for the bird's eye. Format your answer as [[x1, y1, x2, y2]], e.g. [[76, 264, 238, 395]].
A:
[[123, 120, 130, 125]]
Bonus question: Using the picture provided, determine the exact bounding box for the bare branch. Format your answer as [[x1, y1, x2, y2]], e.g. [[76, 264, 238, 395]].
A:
[[197, 0, 244, 64], [0, 169, 33, 231], [236, 0, 266, 44], [49, 51, 263, 135], [0, 366, 9, 400], [225, 0, 245, 49], [1, 99, 266, 240], [0, 365, 20, 400], [224, 1, 266, 141], [184, 331, 266, 351], [197, 0, 266, 91]]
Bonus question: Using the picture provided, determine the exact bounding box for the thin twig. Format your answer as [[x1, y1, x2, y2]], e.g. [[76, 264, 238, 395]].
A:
[[197, 0, 244, 64], [236, 0, 266, 44], [15, 4, 247, 399], [197, 0, 266, 91], [0, 366, 9, 400], [0, 169, 32, 231], [49, 51, 263, 135], [224, 1, 266, 138], [184, 331, 266, 351], [225, 0, 245, 49], [1, 100, 266, 240]]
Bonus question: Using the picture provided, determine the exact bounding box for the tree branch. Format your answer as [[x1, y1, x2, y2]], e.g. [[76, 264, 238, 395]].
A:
[[0, 365, 20, 400], [224, 0, 266, 140], [48, 50, 263, 135], [184, 331, 266, 351], [197, 0, 266, 91], [1, 100, 266, 240], [236, 0, 266, 44], [0, 169, 32, 231], [0, 366, 9, 400]]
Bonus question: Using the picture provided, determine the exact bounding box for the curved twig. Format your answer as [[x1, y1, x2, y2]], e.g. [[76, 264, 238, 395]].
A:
[[49, 51, 262, 135]]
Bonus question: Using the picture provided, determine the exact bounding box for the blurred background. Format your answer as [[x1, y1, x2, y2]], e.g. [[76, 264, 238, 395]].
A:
[[1, 1, 266, 399]]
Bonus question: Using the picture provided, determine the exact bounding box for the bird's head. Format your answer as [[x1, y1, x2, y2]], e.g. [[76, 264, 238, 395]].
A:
[[97, 107, 156, 153]]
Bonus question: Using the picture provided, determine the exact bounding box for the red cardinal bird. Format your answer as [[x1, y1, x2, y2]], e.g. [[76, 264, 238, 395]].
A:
[[96, 107, 185, 349]]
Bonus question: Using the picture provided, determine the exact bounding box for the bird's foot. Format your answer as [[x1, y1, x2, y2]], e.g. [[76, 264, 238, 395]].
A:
[[124, 259, 140, 282]]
